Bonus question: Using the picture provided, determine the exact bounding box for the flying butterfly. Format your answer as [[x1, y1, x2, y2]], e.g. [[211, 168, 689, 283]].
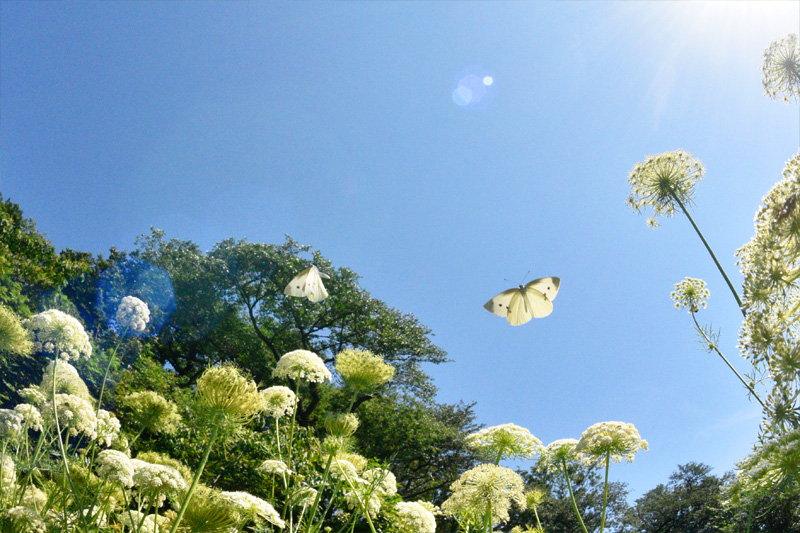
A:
[[284, 265, 331, 303], [484, 277, 560, 326]]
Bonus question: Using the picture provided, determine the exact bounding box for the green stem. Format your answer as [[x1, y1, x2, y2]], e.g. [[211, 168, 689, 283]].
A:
[[96, 332, 126, 413], [533, 505, 542, 530], [691, 312, 767, 409], [168, 423, 221, 533], [561, 459, 589, 533], [600, 451, 610, 533], [672, 193, 745, 316]]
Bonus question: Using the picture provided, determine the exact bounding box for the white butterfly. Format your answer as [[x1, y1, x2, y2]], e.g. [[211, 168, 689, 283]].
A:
[[284, 265, 331, 303], [484, 277, 560, 326]]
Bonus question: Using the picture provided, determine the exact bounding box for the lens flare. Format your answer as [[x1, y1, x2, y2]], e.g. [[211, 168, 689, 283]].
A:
[[452, 67, 496, 108]]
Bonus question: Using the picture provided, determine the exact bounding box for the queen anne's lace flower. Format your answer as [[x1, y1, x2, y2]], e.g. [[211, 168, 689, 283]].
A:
[[393, 501, 437, 533], [272, 349, 332, 383], [442, 464, 525, 526], [42, 394, 97, 440], [362, 468, 397, 497], [115, 296, 151, 333], [671, 277, 710, 313], [24, 309, 92, 361], [96, 449, 135, 488], [5, 506, 46, 533], [761, 33, 800, 102], [537, 438, 581, 474], [196, 364, 267, 425], [0, 305, 33, 356], [120, 390, 182, 435], [14, 404, 43, 432], [117, 510, 168, 533], [323, 412, 360, 437], [95, 409, 122, 447], [39, 360, 93, 402], [466, 423, 542, 461], [131, 459, 187, 507], [335, 349, 395, 392], [575, 421, 648, 464], [0, 455, 16, 489], [18, 387, 47, 407], [627, 150, 704, 228], [260, 386, 296, 418], [219, 491, 285, 529], [257, 459, 292, 476], [0, 408, 24, 439], [330, 459, 359, 482]]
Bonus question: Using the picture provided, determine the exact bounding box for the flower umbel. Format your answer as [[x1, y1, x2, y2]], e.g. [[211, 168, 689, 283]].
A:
[[466, 423, 542, 462], [260, 385, 296, 419], [273, 349, 332, 383], [335, 348, 395, 392], [442, 464, 525, 526], [393, 501, 437, 533], [671, 277, 710, 313], [626, 150, 705, 227], [196, 364, 267, 426], [0, 305, 33, 356], [575, 421, 649, 464], [115, 295, 151, 333], [24, 309, 92, 361], [761, 33, 800, 102]]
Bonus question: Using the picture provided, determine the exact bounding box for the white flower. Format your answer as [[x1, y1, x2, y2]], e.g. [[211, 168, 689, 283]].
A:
[[1, 455, 16, 489], [260, 386, 296, 418], [0, 408, 24, 440], [394, 501, 437, 533], [95, 409, 122, 447], [5, 506, 46, 533], [96, 449, 135, 488], [362, 468, 397, 497], [220, 491, 285, 528], [117, 510, 168, 533], [115, 296, 150, 333], [14, 404, 43, 432], [39, 360, 93, 402], [466, 423, 542, 461], [131, 459, 187, 507], [257, 459, 292, 476], [442, 464, 525, 526], [24, 309, 92, 361], [575, 421, 649, 464], [272, 349, 332, 383], [41, 394, 97, 440]]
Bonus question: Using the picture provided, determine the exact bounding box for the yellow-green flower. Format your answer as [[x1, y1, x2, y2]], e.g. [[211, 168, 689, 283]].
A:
[[466, 423, 542, 462], [196, 364, 267, 426], [120, 390, 182, 435], [335, 349, 395, 392], [273, 349, 332, 383], [671, 277, 710, 313], [575, 421, 648, 464], [761, 33, 800, 103], [0, 305, 32, 356], [441, 464, 525, 526]]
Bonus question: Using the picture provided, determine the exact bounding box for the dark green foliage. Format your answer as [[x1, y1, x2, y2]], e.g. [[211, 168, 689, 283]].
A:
[[355, 395, 480, 503], [509, 463, 630, 533], [625, 462, 728, 533]]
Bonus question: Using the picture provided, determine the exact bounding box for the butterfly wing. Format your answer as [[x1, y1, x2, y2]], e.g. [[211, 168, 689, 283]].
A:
[[506, 289, 535, 325], [284, 266, 330, 302], [303, 266, 329, 303], [524, 277, 560, 302], [521, 286, 554, 318], [484, 289, 518, 318]]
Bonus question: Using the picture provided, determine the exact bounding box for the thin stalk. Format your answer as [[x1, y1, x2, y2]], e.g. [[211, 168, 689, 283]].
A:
[[167, 423, 221, 533], [561, 459, 589, 533], [532, 505, 542, 530], [599, 451, 610, 533], [672, 193, 745, 316], [96, 332, 126, 413], [691, 312, 767, 410]]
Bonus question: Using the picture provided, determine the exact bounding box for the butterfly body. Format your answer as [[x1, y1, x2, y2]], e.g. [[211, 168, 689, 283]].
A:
[[484, 277, 560, 325], [284, 265, 331, 302]]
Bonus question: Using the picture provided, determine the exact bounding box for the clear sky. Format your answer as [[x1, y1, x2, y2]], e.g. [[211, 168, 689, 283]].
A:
[[2, 1, 799, 501]]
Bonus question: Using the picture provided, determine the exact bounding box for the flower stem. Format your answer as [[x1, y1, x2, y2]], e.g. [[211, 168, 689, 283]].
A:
[[168, 423, 221, 533], [691, 312, 767, 410], [672, 193, 745, 316], [561, 459, 589, 533], [599, 451, 610, 533]]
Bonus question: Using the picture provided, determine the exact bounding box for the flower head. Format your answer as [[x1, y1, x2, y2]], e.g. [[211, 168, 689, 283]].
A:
[[762, 33, 800, 102], [335, 349, 395, 392], [257, 459, 292, 476], [627, 150, 705, 227], [220, 491, 285, 529], [0, 305, 32, 356], [5, 506, 46, 533], [115, 295, 151, 333], [442, 464, 525, 526], [393, 501, 437, 533], [575, 421, 648, 464], [671, 277, 710, 313], [41, 394, 97, 439], [0, 409, 24, 440], [537, 438, 581, 474], [272, 349, 332, 383], [323, 412, 360, 437], [466, 423, 542, 461], [39, 360, 93, 403], [14, 404, 43, 432], [24, 309, 92, 361], [196, 363, 267, 426], [131, 458, 187, 507], [96, 449, 135, 488], [95, 409, 122, 448], [1, 455, 16, 489], [260, 385, 296, 419], [120, 390, 182, 435]]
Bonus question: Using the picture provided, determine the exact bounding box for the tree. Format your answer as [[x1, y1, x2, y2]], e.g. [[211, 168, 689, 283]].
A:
[[509, 463, 630, 533], [625, 462, 728, 533]]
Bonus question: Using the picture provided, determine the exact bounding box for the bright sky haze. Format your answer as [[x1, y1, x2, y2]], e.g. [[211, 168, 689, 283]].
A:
[[2, 1, 799, 500]]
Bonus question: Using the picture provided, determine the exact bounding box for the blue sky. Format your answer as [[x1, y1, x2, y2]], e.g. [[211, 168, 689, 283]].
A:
[[2, 1, 799, 501]]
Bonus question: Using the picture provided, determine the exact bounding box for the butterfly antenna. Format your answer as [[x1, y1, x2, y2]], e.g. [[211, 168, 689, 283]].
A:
[[519, 270, 530, 285]]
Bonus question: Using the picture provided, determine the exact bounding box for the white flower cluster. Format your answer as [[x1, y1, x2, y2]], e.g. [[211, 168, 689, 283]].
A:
[[96, 449, 135, 488], [257, 459, 292, 476], [130, 459, 187, 507], [40, 360, 93, 402], [41, 394, 97, 440], [220, 490, 286, 529], [14, 404, 43, 432], [761, 33, 800, 103], [272, 349, 332, 383], [343, 467, 398, 518], [442, 464, 525, 526], [1, 454, 16, 489], [466, 423, 542, 461], [537, 438, 581, 474], [18, 387, 47, 407], [118, 510, 168, 533], [575, 421, 649, 464], [0, 408, 24, 440], [95, 409, 122, 448], [115, 296, 150, 333], [670, 277, 710, 313], [5, 506, 46, 533], [260, 386, 296, 418], [394, 501, 437, 533], [24, 309, 92, 361]]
